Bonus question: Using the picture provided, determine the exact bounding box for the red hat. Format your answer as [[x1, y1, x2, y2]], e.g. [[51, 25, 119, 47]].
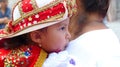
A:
[[0, 0, 77, 38]]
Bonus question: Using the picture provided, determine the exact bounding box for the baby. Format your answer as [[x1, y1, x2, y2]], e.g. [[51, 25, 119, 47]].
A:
[[0, 0, 79, 67]]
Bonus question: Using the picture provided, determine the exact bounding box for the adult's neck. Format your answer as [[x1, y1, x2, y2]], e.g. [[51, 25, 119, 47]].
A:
[[87, 13, 103, 23], [74, 13, 108, 39]]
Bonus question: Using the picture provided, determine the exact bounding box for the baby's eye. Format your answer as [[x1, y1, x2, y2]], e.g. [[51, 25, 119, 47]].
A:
[[60, 26, 65, 30]]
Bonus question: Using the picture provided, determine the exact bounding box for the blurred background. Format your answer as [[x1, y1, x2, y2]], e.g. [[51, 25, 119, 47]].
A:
[[7, 0, 120, 41]]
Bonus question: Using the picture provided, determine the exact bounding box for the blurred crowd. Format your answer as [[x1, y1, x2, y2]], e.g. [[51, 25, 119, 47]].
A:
[[0, 0, 11, 29]]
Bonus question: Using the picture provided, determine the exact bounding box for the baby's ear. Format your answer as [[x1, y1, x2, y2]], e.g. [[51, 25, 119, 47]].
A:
[[30, 31, 42, 44]]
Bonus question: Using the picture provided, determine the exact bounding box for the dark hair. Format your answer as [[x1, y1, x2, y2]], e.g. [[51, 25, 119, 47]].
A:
[[81, 0, 109, 17], [3, 27, 48, 49], [3, 33, 32, 49]]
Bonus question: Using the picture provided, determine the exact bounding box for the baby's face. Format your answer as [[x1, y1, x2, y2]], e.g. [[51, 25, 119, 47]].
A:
[[40, 18, 71, 53]]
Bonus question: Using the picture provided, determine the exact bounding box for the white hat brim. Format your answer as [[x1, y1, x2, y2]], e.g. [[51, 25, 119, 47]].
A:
[[6, 20, 63, 38]]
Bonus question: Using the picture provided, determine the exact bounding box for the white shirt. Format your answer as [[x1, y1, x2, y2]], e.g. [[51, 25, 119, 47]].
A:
[[66, 29, 120, 67], [43, 51, 80, 67]]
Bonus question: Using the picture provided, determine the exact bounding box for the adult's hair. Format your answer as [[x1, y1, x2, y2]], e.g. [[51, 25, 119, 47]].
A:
[[80, 0, 110, 17]]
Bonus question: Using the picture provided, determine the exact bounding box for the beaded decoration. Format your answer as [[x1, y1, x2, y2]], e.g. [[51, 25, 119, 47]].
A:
[[4, 45, 47, 67]]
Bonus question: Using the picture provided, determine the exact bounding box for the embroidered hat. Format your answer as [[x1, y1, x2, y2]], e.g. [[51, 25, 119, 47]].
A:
[[0, 0, 77, 38]]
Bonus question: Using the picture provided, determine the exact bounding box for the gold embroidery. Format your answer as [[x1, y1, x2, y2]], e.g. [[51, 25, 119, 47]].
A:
[[18, 2, 24, 16], [31, 0, 38, 9], [34, 49, 47, 67], [28, 16, 33, 21], [66, 0, 77, 16], [5, 13, 65, 38], [4, 47, 31, 67], [18, 0, 38, 17], [4, 46, 47, 67], [12, 0, 63, 25]]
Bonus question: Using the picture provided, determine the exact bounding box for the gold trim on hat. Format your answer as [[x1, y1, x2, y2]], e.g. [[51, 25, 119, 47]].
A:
[[13, 0, 63, 25], [18, 0, 38, 17], [13, 13, 64, 35], [31, 0, 38, 9], [0, 13, 65, 38], [18, 2, 23, 16]]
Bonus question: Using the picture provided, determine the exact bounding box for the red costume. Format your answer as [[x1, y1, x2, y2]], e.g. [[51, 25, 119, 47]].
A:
[[0, 39, 47, 67]]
